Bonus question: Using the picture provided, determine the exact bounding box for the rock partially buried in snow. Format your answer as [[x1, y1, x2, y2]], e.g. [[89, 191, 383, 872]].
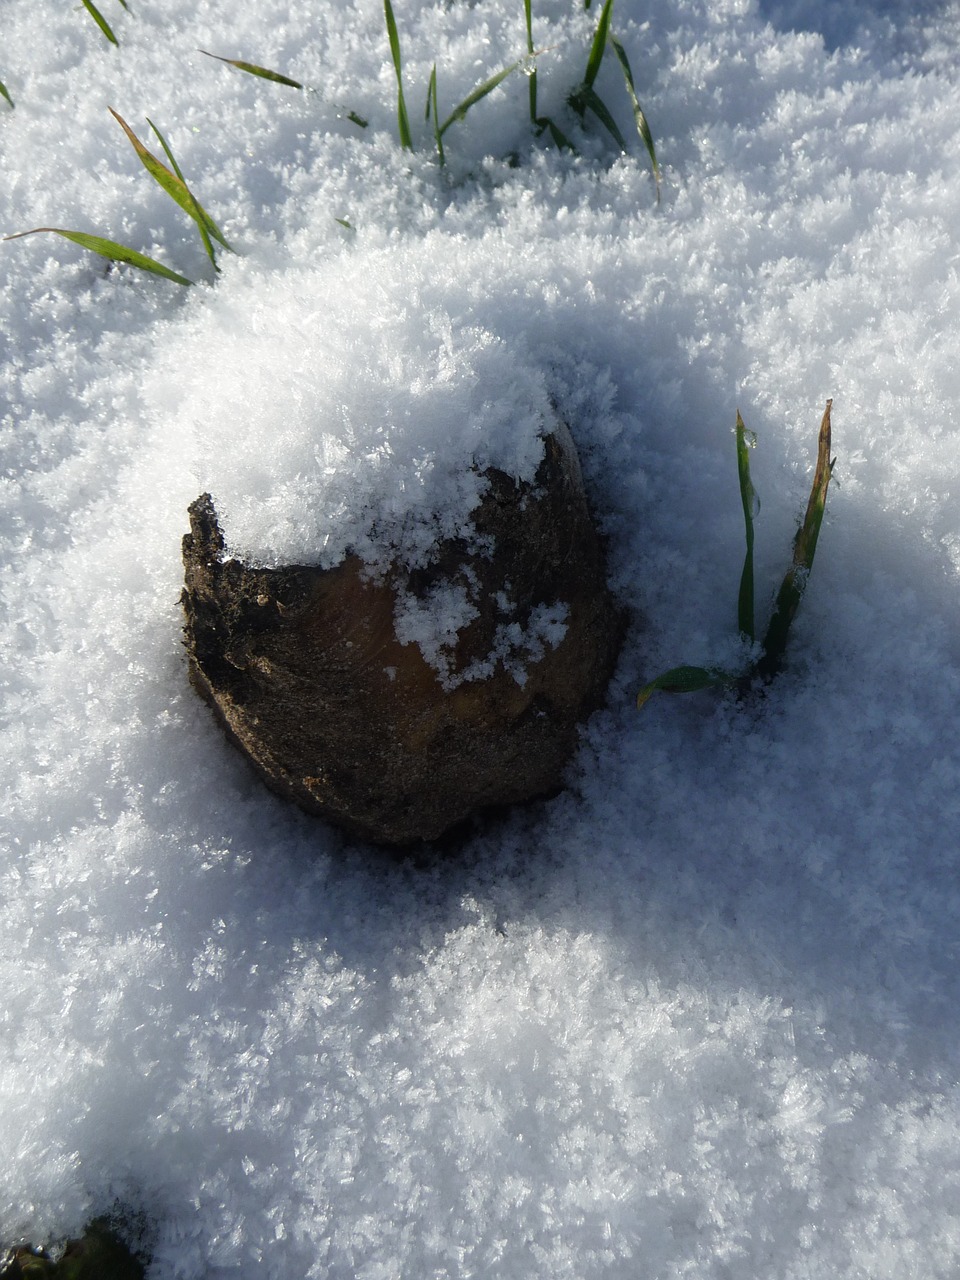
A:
[[181, 424, 623, 846]]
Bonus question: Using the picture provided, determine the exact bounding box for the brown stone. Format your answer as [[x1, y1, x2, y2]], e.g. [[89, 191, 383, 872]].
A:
[[181, 424, 623, 846]]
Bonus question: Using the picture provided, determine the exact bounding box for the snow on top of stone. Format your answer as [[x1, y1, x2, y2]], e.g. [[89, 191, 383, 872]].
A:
[[156, 246, 550, 571]]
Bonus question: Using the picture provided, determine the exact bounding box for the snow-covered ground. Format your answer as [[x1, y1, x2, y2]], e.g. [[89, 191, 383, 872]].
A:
[[3, 0, 960, 1274]]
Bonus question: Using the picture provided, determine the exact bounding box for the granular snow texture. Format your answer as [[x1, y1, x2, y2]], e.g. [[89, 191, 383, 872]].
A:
[[2, 0, 960, 1275]]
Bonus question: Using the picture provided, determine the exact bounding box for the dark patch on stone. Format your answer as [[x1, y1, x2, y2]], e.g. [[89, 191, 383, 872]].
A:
[[1, 1216, 146, 1280], [181, 424, 624, 846]]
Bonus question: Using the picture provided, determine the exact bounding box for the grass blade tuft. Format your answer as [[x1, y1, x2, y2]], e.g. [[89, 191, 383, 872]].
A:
[[384, 0, 413, 149], [198, 51, 303, 89], [110, 109, 231, 273], [3, 227, 193, 285], [81, 0, 119, 45], [0, 78, 13, 108], [758, 399, 835, 679]]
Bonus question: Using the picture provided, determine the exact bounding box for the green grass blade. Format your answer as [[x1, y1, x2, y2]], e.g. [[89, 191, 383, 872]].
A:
[[426, 65, 444, 165], [758, 399, 835, 679], [438, 57, 524, 136], [115, 0, 130, 9], [81, 0, 118, 45], [609, 34, 660, 198], [578, 85, 628, 150], [637, 665, 734, 709], [0, 78, 13, 108], [3, 228, 193, 285], [384, 0, 413, 149], [147, 116, 233, 254], [735, 410, 757, 643], [198, 50, 303, 88], [536, 115, 576, 151], [583, 0, 615, 90]]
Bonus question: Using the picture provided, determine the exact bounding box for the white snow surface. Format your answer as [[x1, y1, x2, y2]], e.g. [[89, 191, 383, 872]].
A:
[[3, 0, 960, 1275]]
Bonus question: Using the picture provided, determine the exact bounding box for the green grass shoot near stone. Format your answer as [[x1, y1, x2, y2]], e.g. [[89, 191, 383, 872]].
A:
[[383, 0, 656, 184], [637, 401, 836, 708], [755, 398, 835, 681], [1, 228, 193, 285]]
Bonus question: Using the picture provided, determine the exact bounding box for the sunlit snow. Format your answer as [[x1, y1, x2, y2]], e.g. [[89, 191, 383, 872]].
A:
[[3, 0, 960, 1275]]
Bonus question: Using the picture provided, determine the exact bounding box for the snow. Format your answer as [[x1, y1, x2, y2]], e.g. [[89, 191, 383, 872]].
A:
[[2, 0, 960, 1275]]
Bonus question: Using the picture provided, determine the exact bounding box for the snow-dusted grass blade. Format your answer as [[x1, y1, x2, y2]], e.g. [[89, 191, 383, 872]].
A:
[[736, 410, 757, 642], [81, 0, 119, 46], [110, 109, 231, 271], [2, 228, 193, 285], [609, 34, 660, 198], [0, 78, 13, 108], [384, 0, 413, 149], [565, 0, 660, 188], [758, 399, 835, 679], [198, 50, 303, 89]]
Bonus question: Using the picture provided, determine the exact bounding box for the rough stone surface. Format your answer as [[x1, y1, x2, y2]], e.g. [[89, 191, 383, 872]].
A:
[[181, 425, 623, 846]]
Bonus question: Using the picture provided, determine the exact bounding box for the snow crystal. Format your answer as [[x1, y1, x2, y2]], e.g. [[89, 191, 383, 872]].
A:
[[4, 0, 960, 1275]]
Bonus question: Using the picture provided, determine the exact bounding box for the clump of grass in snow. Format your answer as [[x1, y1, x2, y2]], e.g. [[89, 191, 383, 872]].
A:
[[3, 106, 233, 287], [568, 0, 660, 196], [637, 400, 836, 707], [384, 0, 659, 191]]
